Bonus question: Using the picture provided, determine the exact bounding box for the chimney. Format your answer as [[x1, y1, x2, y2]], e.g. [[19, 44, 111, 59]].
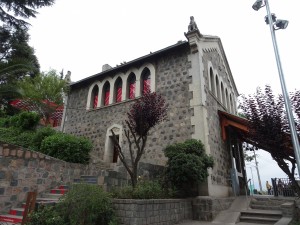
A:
[[102, 64, 112, 72]]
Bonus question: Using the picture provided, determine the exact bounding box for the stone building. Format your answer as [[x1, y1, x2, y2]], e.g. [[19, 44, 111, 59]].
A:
[[62, 17, 246, 197]]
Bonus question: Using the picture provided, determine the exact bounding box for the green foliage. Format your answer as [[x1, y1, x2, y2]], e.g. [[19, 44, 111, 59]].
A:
[[0, 126, 34, 147], [9, 111, 40, 130], [57, 184, 116, 225], [2, 111, 40, 130], [26, 205, 64, 225], [0, 0, 55, 29], [0, 127, 20, 143], [163, 139, 214, 197], [16, 70, 68, 124], [18, 70, 68, 106], [111, 180, 175, 199], [13, 131, 35, 148], [0, 117, 10, 127], [164, 139, 206, 158], [40, 133, 92, 164], [31, 126, 57, 151]]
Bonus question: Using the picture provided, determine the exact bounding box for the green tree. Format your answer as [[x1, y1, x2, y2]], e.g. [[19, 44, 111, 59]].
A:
[[164, 139, 214, 197], [0, 0, 55, 29], [111, 92, 167, 188], [0, 26, 40, 114], [240, 85, 300, 196], [16, 69, 68, 124]]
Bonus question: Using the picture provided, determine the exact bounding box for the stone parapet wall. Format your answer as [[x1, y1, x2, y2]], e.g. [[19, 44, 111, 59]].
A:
[[192, 196, 235, 221], [113, 199, 193, 225]]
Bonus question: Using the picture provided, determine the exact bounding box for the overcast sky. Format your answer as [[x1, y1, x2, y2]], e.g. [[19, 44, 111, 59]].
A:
[[27, 0, 299, 190]]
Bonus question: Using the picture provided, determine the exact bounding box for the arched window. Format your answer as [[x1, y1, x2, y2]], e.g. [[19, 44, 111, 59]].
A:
[[230, 93, 234, 113], [209, 68, 215, 95], [225, 89, 230, 111], [221, 82, 225, 106], [127, 73, 136, 99], [141, 68, 151, 95], [102, 81, 110, 106], [215, 75, 220, 100], [104, 125, 123, 163], [91, 85, 99, 109], [114, 77, 122, 103]]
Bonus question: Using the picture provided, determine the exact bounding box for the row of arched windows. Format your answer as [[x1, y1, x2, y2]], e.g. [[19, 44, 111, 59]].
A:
[[87, 64, 155, 110], [209, 67, 235, 114]]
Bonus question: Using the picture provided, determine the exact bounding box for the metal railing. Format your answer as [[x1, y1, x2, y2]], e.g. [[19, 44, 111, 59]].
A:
[[271, 178, 299, 197]]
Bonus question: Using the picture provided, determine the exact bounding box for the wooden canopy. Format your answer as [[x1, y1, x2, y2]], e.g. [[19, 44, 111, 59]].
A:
[[218, 110, 249, 141]]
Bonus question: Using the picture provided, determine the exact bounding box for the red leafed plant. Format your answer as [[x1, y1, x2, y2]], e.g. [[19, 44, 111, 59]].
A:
[[240, 85, 300, 196], [111, 91, 167, 188]]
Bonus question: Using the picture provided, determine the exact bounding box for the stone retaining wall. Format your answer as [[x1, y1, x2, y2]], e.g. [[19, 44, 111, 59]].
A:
[[0, 142, 89, 212], [0, 142, 164, 213], [113, 199, 193, 225], [192, 196, 235, 221]]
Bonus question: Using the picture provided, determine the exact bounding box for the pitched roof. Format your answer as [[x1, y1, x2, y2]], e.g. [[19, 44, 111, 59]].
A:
[[70, 41, 189, 88]]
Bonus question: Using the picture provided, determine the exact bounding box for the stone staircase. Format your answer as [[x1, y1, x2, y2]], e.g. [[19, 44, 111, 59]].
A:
[[239, 209, 282, 224], [0, 175, 98, 224], [0, 185, 68, 224], [238, 196, 294, 224]]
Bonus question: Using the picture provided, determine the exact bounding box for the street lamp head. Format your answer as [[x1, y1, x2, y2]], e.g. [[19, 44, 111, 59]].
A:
[[264, 13, 276, 25], [252, 0, 264, 11], [275, 19, 289, 29]]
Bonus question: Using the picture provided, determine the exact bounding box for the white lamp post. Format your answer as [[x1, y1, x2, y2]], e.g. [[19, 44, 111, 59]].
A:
[[252, 0, 300, 176]]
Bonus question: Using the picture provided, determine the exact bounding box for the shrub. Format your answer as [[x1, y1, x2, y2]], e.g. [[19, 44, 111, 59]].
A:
[[111, 180, 175, 199], [31, 126, 57, 150], [0, 127, 21, 143], [0, 117, 10, 128], [13, 131, 35, 148], [40, 133, 92, 164], [57, 184, 116, 225], [9, 111, 40, 130], [26, 205, 64, 225], [163, 139, 214, 197]]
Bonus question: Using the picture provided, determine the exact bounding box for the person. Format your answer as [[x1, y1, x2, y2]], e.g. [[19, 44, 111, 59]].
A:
[[277, 179, 284, 195], [266, 181, 272, 195]]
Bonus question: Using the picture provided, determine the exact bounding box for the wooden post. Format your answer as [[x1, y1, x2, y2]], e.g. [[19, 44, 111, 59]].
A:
[[21, 191, 37, 225]]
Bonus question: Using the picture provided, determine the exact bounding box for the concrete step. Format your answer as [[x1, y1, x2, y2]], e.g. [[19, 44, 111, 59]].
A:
[[9, 208, 24, 216], [42, 193, 63, 199], [58, 185, 69, 190], [239, 215, 279, 224], [240, 209, 282, 224], [251, 204, 281, 211], [0, 184, 69, 225], [50, 188, 68, 194], [74, 175, 98, 184], [0, 214, 23, 224]]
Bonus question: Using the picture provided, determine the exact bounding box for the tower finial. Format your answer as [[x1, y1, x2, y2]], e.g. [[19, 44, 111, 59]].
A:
[[188, 16, 198, 32]]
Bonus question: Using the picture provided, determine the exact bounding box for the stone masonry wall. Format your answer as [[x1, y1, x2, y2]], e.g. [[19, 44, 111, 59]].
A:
[[0, 142, 87, 212], [64, 46, 193, 167], [202, 50, 233, 187], [192, 196, 235, 221], [0, 142, 165, 213], [113, 199, 193, 225]]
